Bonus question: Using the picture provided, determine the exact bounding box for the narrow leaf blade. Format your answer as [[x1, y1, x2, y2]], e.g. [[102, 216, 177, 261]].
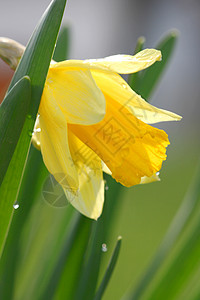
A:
[[0, 0, 67, 258], [138, 30, 178, 100], [0, 146, 49, 300], [40, 214, 91, 300], [128, 36, 145, 91], [94, 237, 122, 300], [53, 26, 70, 62], [0, 76, 31, 185]]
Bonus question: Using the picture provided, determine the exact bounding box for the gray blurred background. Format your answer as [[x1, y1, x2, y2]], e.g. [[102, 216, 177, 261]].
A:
[[0, 0, 200, 299]]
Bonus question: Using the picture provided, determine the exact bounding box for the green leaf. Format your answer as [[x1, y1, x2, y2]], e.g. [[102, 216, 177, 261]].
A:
[[54, 217, 91, 300], [73, 218, 105, 300], [0, 76, 31, 185], [94, 236, 122, 300], [0, 146, 49, 300], [0, 116, 33, 259], [128, 36, 145, 91], [0, 0, 67, 258], [0, 77, 31, 259], [53, 26, 70, 62], [41, 214, 91, 300], [137, 30, 178, 100]]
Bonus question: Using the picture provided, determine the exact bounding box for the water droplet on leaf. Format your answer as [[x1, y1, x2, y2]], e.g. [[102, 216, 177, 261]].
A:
[[102, 243, 108, 252], [13, 202, 19, 209], [34, 128, 41, 133]]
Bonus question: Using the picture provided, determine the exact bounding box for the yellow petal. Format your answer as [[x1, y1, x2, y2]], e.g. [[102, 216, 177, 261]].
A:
[[52, 49, 161, 74], [83, 49, 161, 74], [46, 66, 106, 125], [140, 173, 160, 184], [39, 91, 79, 192], [69, 96, 169, 187], [64, 131, 104, 220], [91, 70, 182, 124], [102, 161, 112, 175]]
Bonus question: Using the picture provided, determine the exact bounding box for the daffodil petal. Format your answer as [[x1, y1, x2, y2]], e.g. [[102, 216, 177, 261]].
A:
[[39, 91, 79, 192], [91, 70, 182, 124], [51, 49, 161, 74], [102, 161, 112, 175], [46, 66, 106, 125], [83, 49, 162, 74], [140, 173, 160, 184], [64, 131, 104, 220], [69, 96, 170, 187]]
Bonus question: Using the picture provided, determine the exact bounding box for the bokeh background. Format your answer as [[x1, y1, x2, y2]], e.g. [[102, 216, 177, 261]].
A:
[[0, 0, 200, 299]]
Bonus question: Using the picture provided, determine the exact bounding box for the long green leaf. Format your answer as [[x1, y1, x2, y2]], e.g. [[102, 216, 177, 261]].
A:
[[0, 116, 33, 259], [137, 30, 178, 100], [0, 76, 31, 185], [40, 214, 91, 300], [0, 77, 31, 258], [128, 36, 145, 91], [53, 26, 70, 62], [94, 236, 122, 300], [54, 217, 91, 300], [0, 0, 67, 258], [73, 218, 105, 300], [12, 204, 75, 299], [0, 146, 49, 300]]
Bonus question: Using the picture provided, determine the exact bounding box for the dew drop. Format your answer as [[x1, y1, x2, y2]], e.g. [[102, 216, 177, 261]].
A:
[[101, 243, 108, 252], [122, 83, 127, 89], [13, 202, 19, 209], [105, 185, 109, 191], [34, 128, 41, 133]]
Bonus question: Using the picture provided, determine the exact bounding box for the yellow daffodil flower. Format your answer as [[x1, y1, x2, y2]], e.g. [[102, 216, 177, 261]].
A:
[[33, 49, 181, 219], [0, 38, 181, 220]]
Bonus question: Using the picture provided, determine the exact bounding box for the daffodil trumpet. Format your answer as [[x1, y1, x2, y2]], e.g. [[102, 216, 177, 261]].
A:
[[0, 38, 181, 220]]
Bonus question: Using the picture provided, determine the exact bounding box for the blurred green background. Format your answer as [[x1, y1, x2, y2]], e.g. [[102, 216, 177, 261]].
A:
[[0, 0, 200, 299]]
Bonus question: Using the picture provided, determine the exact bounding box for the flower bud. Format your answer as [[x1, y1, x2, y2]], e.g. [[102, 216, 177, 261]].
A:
[[0, 37, 25, 70]]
